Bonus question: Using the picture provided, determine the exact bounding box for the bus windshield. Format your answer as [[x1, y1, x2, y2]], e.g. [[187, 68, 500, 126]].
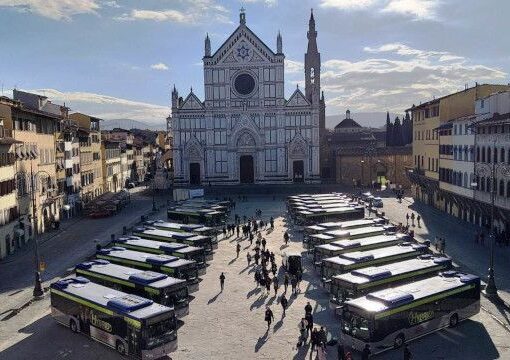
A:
[[342, 310, 371, 342], [144, 317, 177, 350], [168, 287, 188, 305]]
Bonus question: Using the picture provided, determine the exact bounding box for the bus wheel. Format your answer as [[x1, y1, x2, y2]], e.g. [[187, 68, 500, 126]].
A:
[[394, 333, 405, 349], [69, 319, 78, 333], [449, 313, 459, 327], [116, 340, 126, 355]]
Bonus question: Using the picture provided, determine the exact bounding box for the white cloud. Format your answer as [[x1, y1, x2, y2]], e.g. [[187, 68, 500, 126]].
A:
[[103, 1, 120, 8], [285, 59, 304, 74], [382, 0, 439, 20], [244, 0, 278, 7], [151, 63, 169, 71], [23, 89, 169, 124], [320, 44, 507, 113], [319, 0, 440, 20], [0, 0, 100, 21], [115, 0, 230, 25]]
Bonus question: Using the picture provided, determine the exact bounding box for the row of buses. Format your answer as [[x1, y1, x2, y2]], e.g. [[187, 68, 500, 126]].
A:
[[50, 199, 230, 359], [288, 193, 481, 355]]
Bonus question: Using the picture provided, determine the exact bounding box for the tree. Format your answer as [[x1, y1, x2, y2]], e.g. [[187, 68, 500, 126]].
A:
[[386, 111, 393, 146], [403, 111, 413, 145], [393, 116, 403, 146]]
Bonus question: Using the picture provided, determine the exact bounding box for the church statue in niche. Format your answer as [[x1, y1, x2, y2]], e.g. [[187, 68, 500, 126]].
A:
[[169, 8, 325, 186]]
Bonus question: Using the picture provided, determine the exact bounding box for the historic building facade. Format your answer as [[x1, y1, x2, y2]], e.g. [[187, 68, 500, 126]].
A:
[[170, 10, 324, 186]]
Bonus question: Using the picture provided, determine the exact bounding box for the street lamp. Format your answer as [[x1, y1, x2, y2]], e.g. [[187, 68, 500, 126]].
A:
[[360, 160, 365, 188], [16, 160, 52, 298]]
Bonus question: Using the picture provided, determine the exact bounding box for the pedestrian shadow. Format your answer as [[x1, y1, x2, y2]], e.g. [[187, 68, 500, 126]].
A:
[[267, 294, 277, 306], [247, 287, 261, 299], [228, 258, 238, 265], [292, 342, 311, 360], [266, 228, 274, 234], [243, 244, 251, 250], [248, 266, 257, 274], [273, 317, 284, 332], [255, 333, 269, 353], [280, 244, 289, 250], [239, 264, 251, 274], [250, 293, 268, 311], [207, 292, 221, 305]]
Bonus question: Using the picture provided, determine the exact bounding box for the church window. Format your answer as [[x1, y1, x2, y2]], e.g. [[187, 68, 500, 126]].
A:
[[214, 150, 228, 173], [310, 68, 315, 84], [264, 84, 276, 98], [234, 73, 256, 96], [214, 130, 226, 145], [265, 149, 277, 172]]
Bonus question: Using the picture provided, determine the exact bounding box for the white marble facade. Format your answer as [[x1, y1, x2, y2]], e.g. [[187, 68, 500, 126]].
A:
[[169, 9, 324, 186]]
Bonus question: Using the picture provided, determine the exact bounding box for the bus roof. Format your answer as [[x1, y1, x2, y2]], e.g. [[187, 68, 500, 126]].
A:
[[323, 243, 427, 266], [346, 272, 479, 313], [333, 255, 452, 285], [323, 226, 386, 238], [75, 260, 186, 289], [319, 219, 381, 229], [115, 237, 202, 252], [51, 276, 172, 320], [134, 228, 196, 240], [150, 220, 202, 231], [97, 247, 196, 268], [316, 234, 408, 252]]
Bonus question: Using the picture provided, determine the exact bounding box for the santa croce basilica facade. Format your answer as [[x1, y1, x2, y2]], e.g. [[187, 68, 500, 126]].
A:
[[169, 9, 325, 186]]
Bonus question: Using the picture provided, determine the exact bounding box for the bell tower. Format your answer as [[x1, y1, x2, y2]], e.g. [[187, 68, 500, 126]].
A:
[[305, 9, 321, 106]]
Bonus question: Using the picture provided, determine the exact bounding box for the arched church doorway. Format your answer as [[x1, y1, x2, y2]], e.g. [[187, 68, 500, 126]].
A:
[[293, 160, 304, 183], [239, 155, 254, 184], [189, 163, 201, 185]]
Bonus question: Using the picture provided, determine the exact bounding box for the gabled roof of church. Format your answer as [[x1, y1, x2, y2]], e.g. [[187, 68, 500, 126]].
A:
[[180, 91, 204, 110], [209, 13, 277, 62], [286, 88, 310, 107], [335, 118, 362, 129]]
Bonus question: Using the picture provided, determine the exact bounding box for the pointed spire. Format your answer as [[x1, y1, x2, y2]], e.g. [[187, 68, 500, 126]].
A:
[[190, 86, 193, 93], [346, 109, 351, 120], [321, 91, 324, 101], [309, 8, 315, 27], [240, 7, 246, 25], [277, 30, 282, 54], [204, 33, 211, 57], [307, 8, 318, 54]]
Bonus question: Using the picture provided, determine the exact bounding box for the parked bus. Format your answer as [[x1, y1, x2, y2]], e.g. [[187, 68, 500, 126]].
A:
[[145, 220, 220, 246], [281, 251, 303, 276], [304, 218, 385, 240], [313, 233, 410, 268], [308, 225, 397, 250], [112, 236, 207, 274], [75, 260, 190, 318], [167, 207, 225, 226], [340, 272, 480, 354], [321, 243, 428, 286], [50, 276, 178, 358], [329, 255, 453, 305], [132, 227, 214, 256], [295, 206, 365, 226], [96, 247, 200, 292]]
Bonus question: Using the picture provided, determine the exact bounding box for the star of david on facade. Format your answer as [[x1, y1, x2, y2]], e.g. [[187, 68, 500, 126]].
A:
[[237, 45, 250, 60]]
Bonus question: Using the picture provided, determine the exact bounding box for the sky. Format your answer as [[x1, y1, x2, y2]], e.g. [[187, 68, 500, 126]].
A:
[[0, 0, 509, 127]]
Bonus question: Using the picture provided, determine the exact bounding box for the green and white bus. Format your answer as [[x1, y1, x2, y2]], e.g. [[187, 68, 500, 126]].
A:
[[303, 218, 385, 240], [308, 225, 397, 250], [340, 272, 480, 354], [167, 207, 225, 226], [50, 276, 178, 358], [133, 227, 214, 256], [112, 236, 207, 275], [96, 247, 200, 293], [329, 255, 452, 305], [75, 260, 190, 318], [145, 220, 220, 246], [321, 243, 428, 286], [313, 233, 410, 268], [295, 206, 365, 226]]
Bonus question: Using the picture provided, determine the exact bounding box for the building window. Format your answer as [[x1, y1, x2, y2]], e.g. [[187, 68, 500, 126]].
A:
[[507, 181, 510, 198], [214, 131, 227, 145], [499, 180, 505, 196], [214, 150, 227, 173], [480, 177, 485, 191], [264, 149, 277, 172], [500, 148, 505, 164]]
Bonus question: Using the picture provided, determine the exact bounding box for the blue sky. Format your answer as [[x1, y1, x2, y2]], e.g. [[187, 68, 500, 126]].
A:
[[0, 0, 509, 126]]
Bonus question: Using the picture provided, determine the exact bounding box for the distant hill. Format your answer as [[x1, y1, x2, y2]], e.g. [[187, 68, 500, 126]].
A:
[[326, 112, 400, 129], [101, 119, 166, 131]]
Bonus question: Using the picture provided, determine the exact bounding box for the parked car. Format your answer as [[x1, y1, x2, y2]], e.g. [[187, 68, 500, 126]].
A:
[[372, 197, 383, 208]]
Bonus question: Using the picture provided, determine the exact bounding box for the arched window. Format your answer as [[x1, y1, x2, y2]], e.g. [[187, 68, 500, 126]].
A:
[[482, 147, 486, 162], [494, 147, 498, 163], [499, 179, 505, 196], [481, 176, 485, 191], [476, 146, 480, 162], [464, 172, 468, 187], [487, 147, 491, 163], [458, 172, 463, 186], [501, 148, 505, 163]]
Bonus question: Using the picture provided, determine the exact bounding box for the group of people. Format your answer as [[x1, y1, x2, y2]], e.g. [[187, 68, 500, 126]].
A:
[[406, 212, 421, 228]]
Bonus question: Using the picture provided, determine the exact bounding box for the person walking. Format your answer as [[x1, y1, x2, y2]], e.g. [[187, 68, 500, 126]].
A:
[[219, 272, 225, 292], [270, 216, 274, 229], [310, 328, 319, 355], [416, 214, 421, 228], [273, 276, 279, 296], [236, 243, 241, 258], [265, 276, 271, 294], [411, 213, 415, 227], [280, 293, 288, 317], [284, 231, 289, 246], [305, 302, 313, 316], [254, 251, 260, 265], [297, 318, 308, 347], [361, 344, 371, 360], [247, 252, 252, 266], [296, 270, 303, 293], [441, 237, 446, 254], [264, 307, 274, 331], [236, 225, 240, 238], [284, 273, 289, 293], [404, 344, 413, 360], [260, 276, 267, 294], [261, 237, 267, 251], [406, 213, 410, 226], [305, 312, 314, 335], [318, 326, 327, 349], [291, 275, 298, 295]]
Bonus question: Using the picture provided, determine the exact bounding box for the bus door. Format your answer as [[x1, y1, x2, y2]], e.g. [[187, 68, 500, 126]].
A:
[[128, 325, 141, 357]]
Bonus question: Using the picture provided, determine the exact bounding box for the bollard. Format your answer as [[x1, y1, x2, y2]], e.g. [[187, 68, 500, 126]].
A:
[[111, 234, 115, 242], [123, 226, 127, 235]]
